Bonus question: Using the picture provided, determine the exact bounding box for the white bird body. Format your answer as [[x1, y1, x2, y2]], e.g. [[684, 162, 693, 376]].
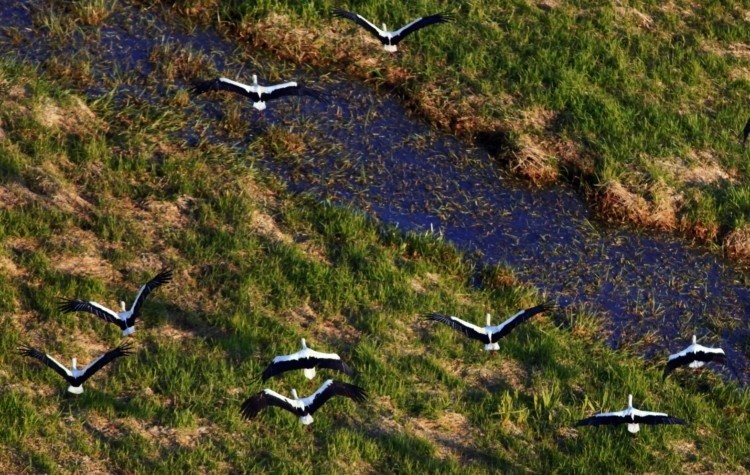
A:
[[576, 394, 686, 433], [68, 357, 83, 394]]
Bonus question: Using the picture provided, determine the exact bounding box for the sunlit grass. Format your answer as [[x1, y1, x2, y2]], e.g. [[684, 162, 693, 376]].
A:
[[0, 57, 748, 473], [0, 4, 749, 473]]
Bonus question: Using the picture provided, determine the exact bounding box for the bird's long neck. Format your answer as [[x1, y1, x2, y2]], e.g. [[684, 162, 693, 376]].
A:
[[120, 301, 127, 312], [627, 394, 633, 409], [382, 22, 387, 32], [291, 389, 299, 401], [72, 358, 77, 371], [692, 335, 697, 345], [301, 338, 308, 350], [485, 313, 492, 327], [252, 74, 258, 86]]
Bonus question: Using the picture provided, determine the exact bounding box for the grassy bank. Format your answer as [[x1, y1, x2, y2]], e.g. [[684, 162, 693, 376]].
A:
[[159, 0, 750, 262], [0, 38, 749, 474]]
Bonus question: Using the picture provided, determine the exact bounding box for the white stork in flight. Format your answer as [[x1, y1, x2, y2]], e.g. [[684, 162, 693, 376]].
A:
[[190, 75, 326, 111], [332, 9, 453, 52], [240, 379, 367, 425], [663, 335, 727, 380], [58, 268, 172, 336], [576, 394, 687, 434], [19, 342, 133, 394], [260, 338, 354, 381], [426, 303, 556, 351]]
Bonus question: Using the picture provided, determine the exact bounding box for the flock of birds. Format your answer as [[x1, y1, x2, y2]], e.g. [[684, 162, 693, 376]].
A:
[[20, 270, 172, 394], [17, 7, 737, 438]]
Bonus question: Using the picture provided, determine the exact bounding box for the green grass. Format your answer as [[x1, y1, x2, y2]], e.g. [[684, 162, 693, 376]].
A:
[[0, 53, 748, 473], [173, 0, 750, 252], [0, 3, 748, 473]]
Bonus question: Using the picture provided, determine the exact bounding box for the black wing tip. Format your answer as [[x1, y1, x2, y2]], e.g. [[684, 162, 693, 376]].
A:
[[259, 369, 273, 382], [298, 86, 330, 103], [340, 381, 368, 403], [425, 312, 449, 321], [189, 78, 218, 97], [574, 417, 599, 427], [115, 341, 136, 356], [331, 7, 354, 17], [669, 416, 688, 425], [341, 362, 356, 376], [432, 12, 456, 23], [17, 343, 36, 356], [538, 301, 559, 312], [153, 268, 174, 283], [239, 393, 265, 420], [57, 297, 81, 313]]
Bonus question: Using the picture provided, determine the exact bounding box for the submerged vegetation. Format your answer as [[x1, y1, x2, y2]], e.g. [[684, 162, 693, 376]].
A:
[[169, 0, 750, 261], [0, 0, 748, 473]]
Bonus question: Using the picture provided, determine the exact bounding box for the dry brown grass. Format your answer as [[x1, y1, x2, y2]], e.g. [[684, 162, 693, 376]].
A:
[[595, 180, 682, 231], [408, 412, 477, 461], [34, 96, 102, 136], [723, 225, 750, 264]]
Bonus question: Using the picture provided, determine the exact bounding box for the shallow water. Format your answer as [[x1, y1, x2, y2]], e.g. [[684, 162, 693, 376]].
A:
[[2, 1, 748, 383]]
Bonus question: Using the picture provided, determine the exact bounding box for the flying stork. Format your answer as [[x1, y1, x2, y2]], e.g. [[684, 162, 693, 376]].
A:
[[240, 379, 367, 425], [332, 9, 453, 52], [576, 394, 687, 434], [19, 342, 133, 394], [426, 303, 556, 351], [190, 75, 326, 111], [58, 268, 173, 336], [663, 335, 727, 380], [260, 338, 354, 381]]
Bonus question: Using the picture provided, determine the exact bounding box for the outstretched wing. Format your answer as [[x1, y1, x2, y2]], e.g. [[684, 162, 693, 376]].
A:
[[633, 413, 687, 425], [240, 389, 302, 420], [304, 379, 367, 416], [128, 268, 173, 322], [315, 357, 355, 377], [575, 409, 628, 427], [391, 13, 454, 45], [77, 342, 134, 384], [18, 344, 74, 385], [190, 78, 261, 101], [58, 298, 122, 325], [426, 313, 488, 342], [262, 82, 328, 104], [663, 346, 727, 380], [260, 354, 308, 381], [332, 9, 386, 42], [260, 349, 351, 381], [489, 302, 556, 343]]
